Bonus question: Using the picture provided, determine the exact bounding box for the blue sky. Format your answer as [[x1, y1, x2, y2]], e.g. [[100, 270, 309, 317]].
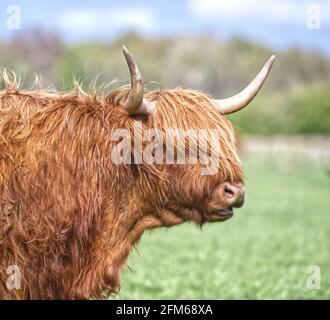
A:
[[0, 0, 329, 55]]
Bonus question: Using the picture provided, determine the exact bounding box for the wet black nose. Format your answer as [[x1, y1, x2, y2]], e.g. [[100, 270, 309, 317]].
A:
[[222, 182, 245, 208]]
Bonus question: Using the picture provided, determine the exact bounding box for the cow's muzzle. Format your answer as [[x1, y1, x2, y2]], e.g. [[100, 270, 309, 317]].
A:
[[220, 182, 245, 208]]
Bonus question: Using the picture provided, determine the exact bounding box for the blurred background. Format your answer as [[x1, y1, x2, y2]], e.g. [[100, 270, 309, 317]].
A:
[[0, 0, 329, 299]]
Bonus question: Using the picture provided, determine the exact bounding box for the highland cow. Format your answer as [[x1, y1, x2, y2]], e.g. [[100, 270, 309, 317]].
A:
[[0, 47, 275, 299]]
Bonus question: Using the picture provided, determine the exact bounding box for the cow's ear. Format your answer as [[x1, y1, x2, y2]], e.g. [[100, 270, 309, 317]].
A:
[[122, 46, 155, 116]]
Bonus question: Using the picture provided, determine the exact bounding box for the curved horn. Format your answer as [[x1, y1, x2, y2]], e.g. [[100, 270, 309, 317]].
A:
[[122, 46, 150, 115], [214, 55, 276, 115]]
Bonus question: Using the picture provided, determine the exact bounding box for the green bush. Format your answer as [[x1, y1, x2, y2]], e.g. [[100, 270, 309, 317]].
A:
[[288, 88, 330, 134], [229, 87, 330, 135]]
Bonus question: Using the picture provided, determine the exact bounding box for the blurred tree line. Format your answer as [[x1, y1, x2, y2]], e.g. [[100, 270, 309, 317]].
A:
[[0, 30, 329, 135]]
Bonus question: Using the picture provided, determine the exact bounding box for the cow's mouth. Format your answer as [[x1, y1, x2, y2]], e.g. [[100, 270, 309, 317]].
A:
[[206, 207, 234, 222]]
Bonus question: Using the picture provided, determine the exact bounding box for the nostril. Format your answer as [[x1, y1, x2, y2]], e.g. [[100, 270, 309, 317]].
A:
[[224, 184, 235, 198]]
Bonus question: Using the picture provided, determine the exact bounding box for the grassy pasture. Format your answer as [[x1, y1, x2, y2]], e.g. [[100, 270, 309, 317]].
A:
[[114, 155, 330, 299]]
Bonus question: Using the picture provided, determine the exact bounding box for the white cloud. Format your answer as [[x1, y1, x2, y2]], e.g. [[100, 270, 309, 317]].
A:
[[58, 10, 98, 30], [58, 7, 156, 34], [188, 0, 330, 25]]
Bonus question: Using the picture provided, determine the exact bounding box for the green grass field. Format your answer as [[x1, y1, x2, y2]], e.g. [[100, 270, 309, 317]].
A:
[[114, 155, 330, 299]]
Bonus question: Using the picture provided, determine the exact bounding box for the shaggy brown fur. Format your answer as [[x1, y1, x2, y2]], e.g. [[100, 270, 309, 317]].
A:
[[0, 72, 243, 299]]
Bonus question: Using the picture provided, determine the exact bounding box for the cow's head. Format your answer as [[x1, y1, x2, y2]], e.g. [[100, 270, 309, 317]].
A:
[[110, 46, 275, 228]]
